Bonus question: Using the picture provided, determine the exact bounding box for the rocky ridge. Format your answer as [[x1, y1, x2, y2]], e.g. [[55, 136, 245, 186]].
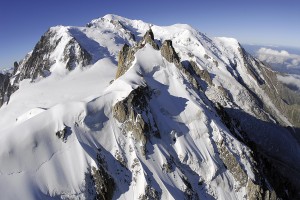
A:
[[113, 30, 290, 199]]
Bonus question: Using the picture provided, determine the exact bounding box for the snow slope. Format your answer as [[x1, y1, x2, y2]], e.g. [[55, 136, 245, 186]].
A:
[[0, 14, 299, 199]]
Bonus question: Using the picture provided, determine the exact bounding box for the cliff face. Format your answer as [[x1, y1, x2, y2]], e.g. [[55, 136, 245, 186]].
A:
[[21, 28, 93, 80], [0, 73, 10, 107]]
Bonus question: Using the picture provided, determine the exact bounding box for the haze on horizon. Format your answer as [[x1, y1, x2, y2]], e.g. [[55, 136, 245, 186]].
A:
[[1, 0, 299, 68]]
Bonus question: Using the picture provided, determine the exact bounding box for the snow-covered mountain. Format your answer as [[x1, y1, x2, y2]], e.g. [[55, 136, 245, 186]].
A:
[[0, 68, 12, 74], [0, 14, 299, 200]]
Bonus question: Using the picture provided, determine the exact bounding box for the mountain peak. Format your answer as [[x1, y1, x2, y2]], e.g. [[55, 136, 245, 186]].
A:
[[102, 13, 127, 21], [214, 37, 241, 50]]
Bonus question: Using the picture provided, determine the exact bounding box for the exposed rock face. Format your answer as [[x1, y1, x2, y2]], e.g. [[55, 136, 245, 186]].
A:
[[113, 86, 159, 155], [18, 30, 60, 81], [91, 153, 115, 200], [181, 175, 199, 200], [139, 185, 161, 200], [55, 126, 68, 142], [110, 20, 136, 41], [115, 44, 136, 79], [92, 166, 115, 200], [246, 179, 277, 200], [116, 32, 201, 92], [217, 140, 248, 187], [116, 29, 160, 79], [214, 103, 296, 199], [258, 64, 300, 128], [0, 29, 93, 109], [139, 29, 159, 50], [63, 38, 92, 70], [160, 40, 180, 64], [13, 61, 19, 74], [0, 73, 10, 107], [158, 40, 201, 90], [17, 29, 92, 81], [238, 47, 265, 85], [189, 61, 213, 86], [232, 46, 300, 129]]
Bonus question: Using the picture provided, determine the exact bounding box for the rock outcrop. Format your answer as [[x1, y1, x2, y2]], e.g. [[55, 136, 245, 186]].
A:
[[139, 29, 159, 50], [237, 47, 265, 85], [160, 40, 180, 64], [55, 126, 69, 142], [139, 185, 161, 200], [189, 61, 213, 86], [92, 165, 115, 200], [113, 86, 159, 155], [116, 29, 160, 79], [0, 28, 93, 109], [0, 73, 10, 107], [215, 103, 294, 199], [13, 61, 19, 74], [258, 65, 300, 128], [247, 179, 277, 200], [18, 29, 60, 80], [63, 38, 92, 70], [91, 152, 116, 200], [14, 28, 92, 82], [217, 140, 248, 187], [115, 44, 136, 79]]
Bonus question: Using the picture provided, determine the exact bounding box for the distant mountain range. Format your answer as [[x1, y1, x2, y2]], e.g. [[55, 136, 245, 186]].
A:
[[0, 14, 299, 199], [0, 67, 12, 74]]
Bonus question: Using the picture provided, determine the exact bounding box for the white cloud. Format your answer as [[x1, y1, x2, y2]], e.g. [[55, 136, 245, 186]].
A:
[[277, 74, 300, 91], [257, 47, 300, 68]]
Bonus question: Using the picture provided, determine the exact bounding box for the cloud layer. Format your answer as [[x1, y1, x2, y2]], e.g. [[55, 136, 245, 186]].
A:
[[277, 74, 300, 92], [257, 48, 300, 69]]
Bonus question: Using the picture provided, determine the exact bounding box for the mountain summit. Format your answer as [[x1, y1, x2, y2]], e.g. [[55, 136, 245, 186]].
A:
[[0, 14, 299, 199]]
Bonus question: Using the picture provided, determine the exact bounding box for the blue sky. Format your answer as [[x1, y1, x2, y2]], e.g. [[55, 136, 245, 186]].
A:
[[1, 0, 300, 68]]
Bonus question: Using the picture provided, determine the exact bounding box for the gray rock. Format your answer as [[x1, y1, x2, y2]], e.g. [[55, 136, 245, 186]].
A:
[[113, 86, 160, 155], [13, 61, 19, 74], [113, 101, 128, 123], [115, 29, 161, 79], [16, 28, 92, 82], [181, 175, 199, 200], [217, 140, 248, 187], [247, 179, 278, 200], [247, 179, 264, 200], [139, 185, 161, 200], [111, 19, 136, 41], [63, 38, 92, 70], [55, 126, 71, 142], [189, 61, 213, 86], [18, 30, 60, 81], [258, 64, 300, 128], [116, 29, 160, 79], [160, 40, 180, 64], [237, 47, 265, 85], [139, 29, 159, 50], [160, 42, 201, 90], [214, 103, 290, 199], [92, 161, 115, 200], [115, 44, 136, 79], [217, 85, 229, 99], [0, 73, 10, 107], [92, 166, 115, 200]]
